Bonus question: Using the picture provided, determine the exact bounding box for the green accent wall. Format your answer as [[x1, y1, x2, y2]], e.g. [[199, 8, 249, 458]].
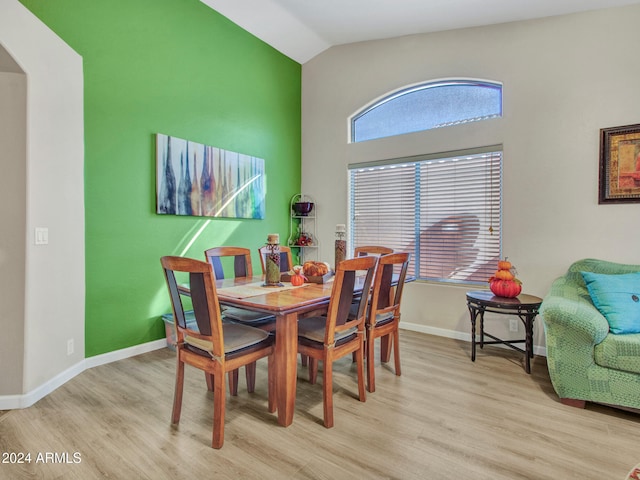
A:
[[19, 0, 301, 356]]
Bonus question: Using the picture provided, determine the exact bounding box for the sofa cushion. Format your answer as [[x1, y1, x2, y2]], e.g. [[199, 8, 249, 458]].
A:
[[581, 271, 640, 334], [594, 333, 640, 375]]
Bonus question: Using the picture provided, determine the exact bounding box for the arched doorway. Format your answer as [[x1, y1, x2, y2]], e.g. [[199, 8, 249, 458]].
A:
[[0, 44, 26, 396], [0, 0, 84, 408]]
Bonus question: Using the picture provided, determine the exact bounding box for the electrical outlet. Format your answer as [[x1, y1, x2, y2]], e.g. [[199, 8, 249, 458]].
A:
[[67, 339, 74, 356], [35, 227, 49, 245], [509, 319, 518, 332]]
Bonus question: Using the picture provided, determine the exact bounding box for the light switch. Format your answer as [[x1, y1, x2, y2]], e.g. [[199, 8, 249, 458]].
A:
[[35, 227, 49, 245]]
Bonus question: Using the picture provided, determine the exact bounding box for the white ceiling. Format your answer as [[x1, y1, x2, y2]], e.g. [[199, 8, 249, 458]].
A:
[[201, 0, 640, 63]]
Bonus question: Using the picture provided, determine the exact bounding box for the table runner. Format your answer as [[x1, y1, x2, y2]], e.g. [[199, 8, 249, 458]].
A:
[[217, 281, 310, 299]]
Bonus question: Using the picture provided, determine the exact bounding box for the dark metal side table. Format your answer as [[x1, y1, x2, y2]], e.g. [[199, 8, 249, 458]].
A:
[[466, 290, 543, 374]]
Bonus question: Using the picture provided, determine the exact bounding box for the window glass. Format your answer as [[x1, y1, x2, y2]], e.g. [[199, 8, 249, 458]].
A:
[[351, 80, 502, 143]]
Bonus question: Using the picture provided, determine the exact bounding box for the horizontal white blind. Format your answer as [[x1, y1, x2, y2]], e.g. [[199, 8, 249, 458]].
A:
[[350, 164, 417, 276], [349, 150, 502, 284]]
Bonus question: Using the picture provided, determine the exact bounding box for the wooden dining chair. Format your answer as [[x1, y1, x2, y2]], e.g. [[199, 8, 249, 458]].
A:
[[204, 246, 253, 279], [204, 246, 276, 395], [160, 256, 275, 449], [297, 255, 377, 428], [349, 246, 394, 319], [365, 252, 410, 392], [258, 245, 294, 274], [354, 245, 394, 257], [204, 246, 276, 328]]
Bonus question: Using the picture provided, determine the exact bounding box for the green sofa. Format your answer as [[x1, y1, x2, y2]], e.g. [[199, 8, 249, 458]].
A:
[[540, 258, 640, 410]]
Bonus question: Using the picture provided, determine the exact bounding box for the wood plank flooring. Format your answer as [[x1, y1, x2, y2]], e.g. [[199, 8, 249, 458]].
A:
[[1, 331, 639, 479]]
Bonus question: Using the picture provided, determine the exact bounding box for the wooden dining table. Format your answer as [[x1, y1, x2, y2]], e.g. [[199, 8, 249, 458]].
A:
[[215, 276, 336, 427]]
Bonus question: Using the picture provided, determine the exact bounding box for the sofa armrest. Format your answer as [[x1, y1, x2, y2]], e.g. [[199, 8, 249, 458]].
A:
[[540, 294, 609, 347], [540, 278, 610, 400]]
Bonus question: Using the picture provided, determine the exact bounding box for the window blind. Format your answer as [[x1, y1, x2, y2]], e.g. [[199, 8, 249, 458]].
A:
[[350, 164, 417, 276], [349, 150, 502, 284]]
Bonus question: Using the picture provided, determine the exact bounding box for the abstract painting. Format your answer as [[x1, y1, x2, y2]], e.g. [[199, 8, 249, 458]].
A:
[[156, 134, 266, 218]]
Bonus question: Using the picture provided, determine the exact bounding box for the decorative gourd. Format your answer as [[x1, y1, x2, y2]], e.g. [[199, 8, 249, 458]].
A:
[[303, 261, 330, 277], [290, 265, 307, 286], [497, 259, 512, 270], [488, 258, 522, 298], [489, 278, 522, 298], [494, 269, 514, 281]]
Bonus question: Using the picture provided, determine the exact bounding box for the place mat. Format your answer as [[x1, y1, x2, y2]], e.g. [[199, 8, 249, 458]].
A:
[[218, 281, 309, 299]]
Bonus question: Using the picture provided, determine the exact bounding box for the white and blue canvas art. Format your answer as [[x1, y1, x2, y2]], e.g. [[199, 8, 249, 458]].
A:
[[156, 134, 266, 219]]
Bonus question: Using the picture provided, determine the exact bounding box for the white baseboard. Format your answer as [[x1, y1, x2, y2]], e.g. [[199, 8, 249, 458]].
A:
[[400, 322, 547, 357], [83, 339, 168, 369], [0, 360, 86, 410], [0, 339, 168, 410]]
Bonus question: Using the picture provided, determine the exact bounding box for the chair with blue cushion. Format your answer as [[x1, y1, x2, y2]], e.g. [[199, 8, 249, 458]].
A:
[[204, 246, 277, 327], [204, 246, 276, 394], [349, 246, 394, 318], [353, 245, 393, 258], [297, 255, 377, 428], [160, 255, 275, 448], [365, 252, 410, 392]]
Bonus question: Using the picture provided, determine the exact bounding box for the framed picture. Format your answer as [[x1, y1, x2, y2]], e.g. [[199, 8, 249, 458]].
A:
[[599, 123, 640, 204], [156, 134, 266, 219]]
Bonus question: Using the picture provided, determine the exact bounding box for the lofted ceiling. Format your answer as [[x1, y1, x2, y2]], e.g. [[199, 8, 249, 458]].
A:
[[201, 0, 640, 63]]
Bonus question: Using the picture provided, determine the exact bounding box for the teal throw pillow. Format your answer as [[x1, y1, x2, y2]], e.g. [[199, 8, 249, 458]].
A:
[[581, 271, 640, 334]]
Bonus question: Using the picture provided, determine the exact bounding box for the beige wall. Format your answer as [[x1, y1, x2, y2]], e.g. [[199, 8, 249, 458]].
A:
[[0, 0, 84, 402], [0, 68, 26, 395], [301, 5, 640, 349]]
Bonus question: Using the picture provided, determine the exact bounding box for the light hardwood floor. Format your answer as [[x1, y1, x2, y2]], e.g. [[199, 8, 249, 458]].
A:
[[1, 331, 638, 479]]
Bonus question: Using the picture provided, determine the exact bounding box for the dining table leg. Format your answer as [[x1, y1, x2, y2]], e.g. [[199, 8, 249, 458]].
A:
[[275, 311, 298, 427]]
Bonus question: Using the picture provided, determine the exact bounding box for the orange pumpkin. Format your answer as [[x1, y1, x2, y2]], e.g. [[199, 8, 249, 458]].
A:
[[497, 259, 512, 270], [490, 279, 522, 298], [489, 258, 522, 296], [291, 273, 305, 286], [494, 269, 514, 281]]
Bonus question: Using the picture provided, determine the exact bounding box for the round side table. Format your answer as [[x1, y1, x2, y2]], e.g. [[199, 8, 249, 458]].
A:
[[466, 290, 543, 374]]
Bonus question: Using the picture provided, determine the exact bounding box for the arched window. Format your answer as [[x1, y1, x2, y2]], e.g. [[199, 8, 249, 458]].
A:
[[350, 79, 502, 143]]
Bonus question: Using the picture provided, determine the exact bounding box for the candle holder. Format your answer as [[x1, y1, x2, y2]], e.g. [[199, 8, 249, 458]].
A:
[[335, 224, 346, 270], [264, 233, 284, 287]]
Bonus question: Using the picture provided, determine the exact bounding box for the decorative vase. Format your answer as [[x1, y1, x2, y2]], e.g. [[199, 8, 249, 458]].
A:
[[264, 233, 283, 287], [335, 224, 346, 269]]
